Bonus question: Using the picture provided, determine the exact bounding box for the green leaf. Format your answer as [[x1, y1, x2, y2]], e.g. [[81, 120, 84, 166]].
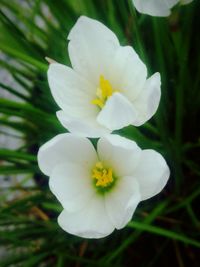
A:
[[128, 221, 200, 248]]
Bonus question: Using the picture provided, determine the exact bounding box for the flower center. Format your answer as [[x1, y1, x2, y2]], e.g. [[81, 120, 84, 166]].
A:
[[91, 75, 117, 109], [92, 161, 114, 188]]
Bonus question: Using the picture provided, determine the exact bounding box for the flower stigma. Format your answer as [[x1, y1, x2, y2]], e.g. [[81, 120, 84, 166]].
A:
[[92, 161, 115, 191], [91, 75, 118, 109]]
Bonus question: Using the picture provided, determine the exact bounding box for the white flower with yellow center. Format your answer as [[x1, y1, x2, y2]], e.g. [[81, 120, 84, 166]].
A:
[[132, 0, 194, 17], [48, 16, 161, 137], [38, 134, 170, 238]]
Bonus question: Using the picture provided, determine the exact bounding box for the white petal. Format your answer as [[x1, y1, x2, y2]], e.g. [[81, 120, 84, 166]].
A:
[[37, 133, 97, 176], [58, 196, 114, 238], [68, 16, 120, 84], [132, 0, 178, 16], [97, 134, 142, 177], [97, 93, 137, 131], [133, 72, 161, 126], [57, 110, 111, 138], [105, 177, 140, 229], [134, 149, 170, 201], [110, 46, 147, 101], [47, 63, 97, 118], [49, 163, 94, 212]]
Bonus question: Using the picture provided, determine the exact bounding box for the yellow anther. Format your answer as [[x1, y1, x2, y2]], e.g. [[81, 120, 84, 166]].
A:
[[91, 75, 118, 109], [91, 99, 104, 108], [92, 161, 114, 188], [99, 75, 113, 98], [95, 161, 104, 169]]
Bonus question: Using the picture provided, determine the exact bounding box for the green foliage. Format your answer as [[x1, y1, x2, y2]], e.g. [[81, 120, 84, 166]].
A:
[[0, 0, 199, 266]]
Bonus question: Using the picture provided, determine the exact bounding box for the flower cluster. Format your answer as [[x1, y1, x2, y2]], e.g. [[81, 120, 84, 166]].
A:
[[38, 16, 170, 239]]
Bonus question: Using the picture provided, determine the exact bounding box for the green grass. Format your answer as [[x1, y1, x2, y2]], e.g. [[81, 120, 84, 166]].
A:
[[0, 0, 200, 266]]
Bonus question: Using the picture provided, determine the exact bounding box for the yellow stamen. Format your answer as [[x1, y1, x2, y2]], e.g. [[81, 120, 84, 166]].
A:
[[91, 75, 117, 109], [91, 99, 104, 108], [92, 161, 114, 188], [95, 161, 104, 169]]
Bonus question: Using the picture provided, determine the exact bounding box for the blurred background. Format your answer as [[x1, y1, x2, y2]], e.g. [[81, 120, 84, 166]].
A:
[[0, 0, 200, 266]]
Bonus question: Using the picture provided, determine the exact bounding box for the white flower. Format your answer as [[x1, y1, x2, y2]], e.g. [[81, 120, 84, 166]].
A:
[[38, 133, 170, 238], [47, 16, 161, 138], [132, 0, 194, 17]]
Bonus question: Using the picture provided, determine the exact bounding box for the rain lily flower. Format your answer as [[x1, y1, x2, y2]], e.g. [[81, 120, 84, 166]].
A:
[[132, 0, 194, 17], [47, 16, 161, 137], [38, 133, 170, 238]]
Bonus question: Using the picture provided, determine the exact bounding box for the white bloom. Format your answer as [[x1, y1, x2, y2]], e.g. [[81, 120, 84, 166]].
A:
[[38, 133, 170, 239], [132, 0, 194, 17], [47, 16, 161, 138]]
